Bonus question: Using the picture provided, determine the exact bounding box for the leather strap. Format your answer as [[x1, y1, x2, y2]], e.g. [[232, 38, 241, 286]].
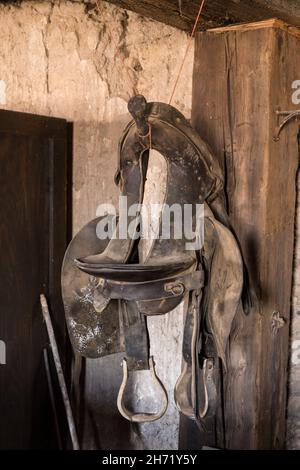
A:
[[175, 286, 217, 421], [96, 270, 204, 302], [120, 300, 149, 371]]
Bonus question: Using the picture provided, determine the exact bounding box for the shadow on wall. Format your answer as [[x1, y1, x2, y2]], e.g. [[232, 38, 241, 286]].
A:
[[72, 114, 131, 234]]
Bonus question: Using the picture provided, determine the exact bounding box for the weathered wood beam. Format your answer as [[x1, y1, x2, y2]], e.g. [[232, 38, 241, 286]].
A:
[[102, 0, 300, 31], [190, 19, 299, 449]]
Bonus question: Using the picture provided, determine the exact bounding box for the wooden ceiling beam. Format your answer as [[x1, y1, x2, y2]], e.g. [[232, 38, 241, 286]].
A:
[[102, 0, 300, 31]]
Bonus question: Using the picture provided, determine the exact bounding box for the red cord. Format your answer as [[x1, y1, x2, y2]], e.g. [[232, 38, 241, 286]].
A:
[[169, 0, 206, 105]]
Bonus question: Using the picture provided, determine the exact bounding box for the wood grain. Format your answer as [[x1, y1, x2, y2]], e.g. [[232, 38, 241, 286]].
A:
[[0, 110, 68, 449], [102, 0, 300, 31], [190, 20, 299, 449]]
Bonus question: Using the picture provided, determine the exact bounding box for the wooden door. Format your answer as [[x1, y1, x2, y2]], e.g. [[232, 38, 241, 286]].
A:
[[0, 110, 68, 449]]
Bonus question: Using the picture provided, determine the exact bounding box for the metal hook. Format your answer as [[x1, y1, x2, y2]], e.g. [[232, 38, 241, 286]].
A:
[[274, 109, 300, 141], [117, 356, 168, 423]]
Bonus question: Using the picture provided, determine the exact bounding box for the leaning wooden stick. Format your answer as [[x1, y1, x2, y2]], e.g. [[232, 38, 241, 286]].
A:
[[40, 294, 80, 450]]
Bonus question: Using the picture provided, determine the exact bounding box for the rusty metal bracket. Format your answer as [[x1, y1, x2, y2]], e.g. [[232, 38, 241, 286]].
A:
[[274, 108, 300, 141], [271, 311, 286, 335]]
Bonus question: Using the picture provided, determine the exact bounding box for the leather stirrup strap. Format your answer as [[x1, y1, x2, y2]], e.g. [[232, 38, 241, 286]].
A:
[[117, 300, 168, 422], [175, 288, 217, 421], [120, 300, 149, 371]]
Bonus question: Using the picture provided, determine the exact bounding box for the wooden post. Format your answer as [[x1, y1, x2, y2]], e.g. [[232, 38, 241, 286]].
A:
[[191, 19, 299, 449]]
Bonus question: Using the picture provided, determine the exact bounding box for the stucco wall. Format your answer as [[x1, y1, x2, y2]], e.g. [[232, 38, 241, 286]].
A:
[[0, 0, 193, 449]]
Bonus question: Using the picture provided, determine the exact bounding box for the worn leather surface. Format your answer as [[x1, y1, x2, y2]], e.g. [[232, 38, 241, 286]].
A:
[[61, 96, 244, 422]]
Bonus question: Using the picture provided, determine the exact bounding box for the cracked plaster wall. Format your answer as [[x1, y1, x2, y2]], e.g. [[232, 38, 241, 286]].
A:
[[0, 0, 193, 450]]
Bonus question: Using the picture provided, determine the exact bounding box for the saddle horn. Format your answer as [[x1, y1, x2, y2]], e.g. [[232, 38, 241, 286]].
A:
[[128, 94, 150, 137]]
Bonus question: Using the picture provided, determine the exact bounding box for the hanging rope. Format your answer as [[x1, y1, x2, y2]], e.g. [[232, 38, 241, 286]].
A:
[[169, 0, 206, 105]]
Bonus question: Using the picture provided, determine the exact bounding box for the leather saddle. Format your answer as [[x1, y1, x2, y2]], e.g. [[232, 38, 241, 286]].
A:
[[61, 95, 244, 423]]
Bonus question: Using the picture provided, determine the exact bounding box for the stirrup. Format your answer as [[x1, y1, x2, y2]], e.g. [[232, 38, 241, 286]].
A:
[[199, 358, 210, 419], [174, 357, 216, 420], [117, 356, 168, 423]]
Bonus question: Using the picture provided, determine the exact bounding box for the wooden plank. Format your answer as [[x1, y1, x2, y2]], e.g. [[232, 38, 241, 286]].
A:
[[48, 136, 68, 366], [208, 18, 300, 39], [0, 111, 68, 449], [259, 26, 300, 449], [102, 0, 300, 31], [190, 22, 299, 449]]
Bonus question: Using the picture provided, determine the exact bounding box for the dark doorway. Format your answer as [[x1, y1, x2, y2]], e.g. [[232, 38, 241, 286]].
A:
[[0, 110, 68, 449]]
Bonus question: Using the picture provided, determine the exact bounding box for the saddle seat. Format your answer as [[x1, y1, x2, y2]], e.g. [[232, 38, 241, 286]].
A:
[[75, 256, 195, 283]]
